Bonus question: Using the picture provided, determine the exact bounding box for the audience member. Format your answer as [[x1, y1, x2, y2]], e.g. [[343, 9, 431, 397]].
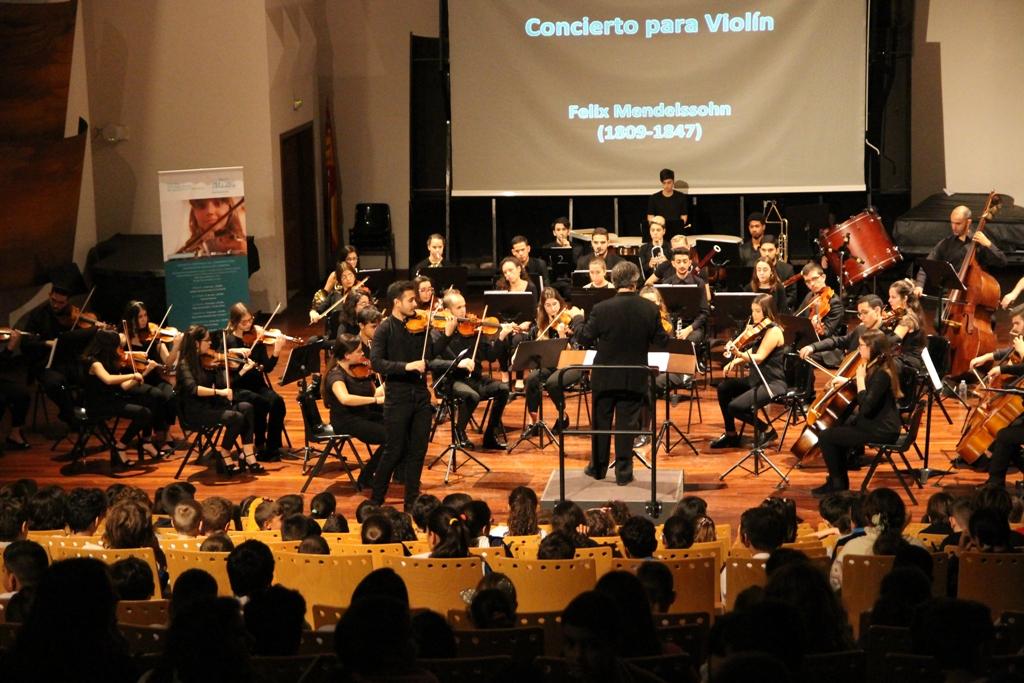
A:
[[169, 568, 218, 620], [0, 498, 26, 546], [151, 596, 252, 683], [551, 500, 596, 548], [309, 491, 337, 519], [911, 598, 994, 680], [693, 514, 717, 542], [157, 483, 195, 516], [765, 548, 810, 576], [461, 499, 493, 547], [253, 499, 283, 530], [172, 499, 203, 537], [537, 530, 576, 560], [831, 487, 912, 589], [199, 532, 234, 553], [760, 496, 799, 543], [360, 514, 395, 545], [109, 556, 155, 601], [920, 491, 954, 535], [281, 513, 317, 542], [968, 506, 1016, 552], [1, 539, 48, 620], [595, 571, 662, 657], [662, 514, 696, 549], [277, 493, 304, 518], [384, 507, 418, 542], [299, 535, 330, 555], [583, 507, 615, 537], [739, 507, 786, 556], [354, 499, 379, 524], [507, 486, 539, 536], [943, 495, 976, 549], [469, 588, 517, 629], [636, 561, 675, 613], [764, 560, 854, 653], [244, 584, 306, 656], [321, 513, 349, 533], [199, 495, 233, 534], [410, 494, 441, 533], [442, 492, 473, 511], [706, 599, 803, 680], [869, 566, 932, 628], [350, 567, 410, 608], [424, 506, 470, 558], [674, 495, 708, 520], [411, 610, 457, 659], [334, 596, 434, 682], [65, 487, 106, 536], [620, 516, 657, 559], [226, 539, 274, 603], [25, 485, 66, 531]]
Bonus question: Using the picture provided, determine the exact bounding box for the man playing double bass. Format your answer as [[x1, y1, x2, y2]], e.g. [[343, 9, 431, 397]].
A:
[[912, 205, 1006, 297]]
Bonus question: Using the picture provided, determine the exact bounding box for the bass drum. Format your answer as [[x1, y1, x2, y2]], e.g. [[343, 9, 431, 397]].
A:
[[818, 210, 902, 287]]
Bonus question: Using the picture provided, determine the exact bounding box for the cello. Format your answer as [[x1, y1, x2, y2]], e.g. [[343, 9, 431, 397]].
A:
[[943, 192, 1002, 377], [956, 340, 1024, 465], [790, 349, 865, 461]]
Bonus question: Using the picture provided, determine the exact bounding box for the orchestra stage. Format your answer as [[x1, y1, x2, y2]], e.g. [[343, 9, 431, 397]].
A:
[[0, 301, 999, 533]]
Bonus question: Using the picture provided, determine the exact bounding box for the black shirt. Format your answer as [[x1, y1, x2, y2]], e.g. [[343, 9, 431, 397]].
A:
[[412, 257, 454, 276], [324, 365, 380, 423], [853, 368, 902, 439], [915, 234, 1007, 289], [658, 272, 709, 333], [217, 332, 279, 392], [577, 251, 623, 271], [647, 191, 690, 234], [370, 314, 452, 388]]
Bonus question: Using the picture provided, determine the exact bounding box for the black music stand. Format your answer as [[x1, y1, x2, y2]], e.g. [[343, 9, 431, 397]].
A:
[[483, 291, 535, 324], [544, 247, 575, 282], [571, 270, 591, 289], [917, 259, 967, 331], [655, 284, 704, 323], [778, 314, 819, 349], [651, 341, 699, 455], [427, 348, 490, 484], [719, 354, 788, 485], [712, 292, 759, 330], [281, 338, 327, 465], [574, 288, 616, 317], [419, 266, 468, 294], [506, 337, 570, 452], [723, 266, 754, 292], [357, 268, 390, 302], [916, 344, 956, 485]]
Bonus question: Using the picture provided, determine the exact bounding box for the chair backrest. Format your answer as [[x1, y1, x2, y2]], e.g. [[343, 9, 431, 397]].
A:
[[506, 537, 541, 559], [842, 554, 894, 639], [657, 623, 709, 665], [402, 540, 431, 556], [50, 546, 160, 589], [613, 557, 716, 616], [312, 604, 345, 631], [250, 654, 337, 683], [297, 386, 326, 438], [156, 537, 204, 552], [351, 203, 392, 235], [958, 552, 1024, 617], [573, 545, 614, 575], [320, 532, 363, 545], [800, 650, 866, 683], [900, 399, 927, 447], [164, 549, 233, 596], [916, 533, 948, 551], [116, 599, 170, 626], [273, 552, 374, 623], [419, 656, 513, 683], [487, 556, 597, 613], [377, 556, 483, 614], [118, 624, 167, 656], [866, 625, 913, 682], [783, 352, 808, 390], [41, 535, 103, 558], [724, 558, 767, 611], [452, 626, 545, 663], [329, 542, 405, 556]]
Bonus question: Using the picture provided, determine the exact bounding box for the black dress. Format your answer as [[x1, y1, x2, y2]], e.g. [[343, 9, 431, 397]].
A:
[[219, 333, 285, 453], [176, 359, 254, 448]]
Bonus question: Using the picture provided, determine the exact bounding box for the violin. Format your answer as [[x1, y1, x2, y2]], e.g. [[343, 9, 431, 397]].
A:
[[118, 349, 150, 370], [346, 360, 373, 380], [404, 310, 499, 336], [724, 319, 773, 359], [200, 350, 249, 371], [137, 323, 180, 344], [57, 304, 111, 330], [811, 286, 834, 336], [880, 306, 906, 329], [241, 326, 304, 346], [660, 310, 673, 334]]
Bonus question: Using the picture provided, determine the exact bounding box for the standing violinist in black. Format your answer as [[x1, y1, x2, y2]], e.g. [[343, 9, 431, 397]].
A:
[[710, 294, 787, 450], [369, 280, 457, 509], [813, 330, 903, 495]]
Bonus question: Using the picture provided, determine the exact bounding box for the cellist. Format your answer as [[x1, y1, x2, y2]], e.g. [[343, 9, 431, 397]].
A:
[[978, 328, 1024, 488], [799, 295, 891, 367], [912, 205, 1006, 298]]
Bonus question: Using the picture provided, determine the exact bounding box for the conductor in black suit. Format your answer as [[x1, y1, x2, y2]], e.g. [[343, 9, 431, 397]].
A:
[[577, 261, 671, 485]]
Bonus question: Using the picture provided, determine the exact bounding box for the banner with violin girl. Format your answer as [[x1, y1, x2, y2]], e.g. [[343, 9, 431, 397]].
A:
[[709, 293, 787, 450], [216, 302, 301, 461], [159, 167, 250, 330]]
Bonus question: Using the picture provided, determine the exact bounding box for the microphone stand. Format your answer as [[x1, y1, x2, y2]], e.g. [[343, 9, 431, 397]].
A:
[[719, 346, 789, 485], [427, 348, 491, 484]]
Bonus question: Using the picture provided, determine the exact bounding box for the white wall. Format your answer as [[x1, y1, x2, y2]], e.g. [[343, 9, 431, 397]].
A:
[[912, 0, 1024, 205], [81, 0, 285, 309], [327, 0, 440, 269]]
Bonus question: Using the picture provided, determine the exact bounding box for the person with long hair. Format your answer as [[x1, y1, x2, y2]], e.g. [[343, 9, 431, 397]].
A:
[[497, 256, 538, 301], [339, 289, 373, 337], [887, 277, 927, 371], [710, 294, 787, 449], [122, 302, 180, 455], [506, 486, 539, 537], [412, 233, 453, 275], [338, 244, 360, 271], [639, 286, 685, 398], [750, 257, 789, 314], [219, 302, 287, 462], [522, 288, 584, 434], [180, 196, 246, 256], [425, 506, 470, 558], [323, 334, 386, 488], [176, 324, 261, 475], [310, 261, 366, 338], [80, 330, 158, 468], [813, 330, 903, 495]]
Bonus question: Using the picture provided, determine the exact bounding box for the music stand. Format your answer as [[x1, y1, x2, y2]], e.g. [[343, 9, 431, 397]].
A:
[[427, 348, 490, 483], [648, 341, 699, 455], [574, 288, 617, 317], [571, 270, 591, 289], [483, 291, 535, 324], [357, 269, 390, 302], [691, 235, 742, 267], [723, 266, 754, 292], [544, 247, 575, 282], [712, 292, 759, 330], [917, 259, 967, 329], [655, 284, 704, 322], [916, 345, 956, 486], [280, 338, 328, 464], [778, 314, 819, 349], [420, 266, 468, 294], [507, 337, 570, 452]]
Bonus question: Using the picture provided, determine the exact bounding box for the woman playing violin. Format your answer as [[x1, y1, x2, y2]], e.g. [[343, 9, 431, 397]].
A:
[[324, 334, 386, 488], [750, 257, 789, 314], [123, 300, 180, 454], [310, 261, 365, 338], [887, 278, 926, 372], [80, 330, 160, 467], [177, 324, 261, 475], [339, 289, 373, 337], [709, 294, 787, 450], [813, 329, 902, 495], [414, 275, 439, 310], [218, 302, 286, 462], [523, 288, 584, 434]]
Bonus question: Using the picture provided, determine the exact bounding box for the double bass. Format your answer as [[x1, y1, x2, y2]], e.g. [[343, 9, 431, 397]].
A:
[[943, 192, 1002, 377]]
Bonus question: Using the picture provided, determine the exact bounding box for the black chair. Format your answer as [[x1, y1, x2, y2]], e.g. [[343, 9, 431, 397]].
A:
[[65, 405, 118, 468], [296, 375, 367, 493], [348, 203, 395, 270], [174, 406, 226, 480], [768, 351, 812, 452], [861, 399, 927, 504]]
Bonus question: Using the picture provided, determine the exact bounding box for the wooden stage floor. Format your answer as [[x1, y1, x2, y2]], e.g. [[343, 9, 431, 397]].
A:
[[0, 308, 997, 533]]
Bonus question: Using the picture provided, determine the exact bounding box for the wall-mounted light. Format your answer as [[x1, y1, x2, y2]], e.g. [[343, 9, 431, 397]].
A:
[[99, 124, 129, 143], [293, 98, 303, 111]]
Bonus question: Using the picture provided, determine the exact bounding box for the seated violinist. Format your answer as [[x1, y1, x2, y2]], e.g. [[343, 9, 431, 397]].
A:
[[813, 330, 903, 495], [323, 334, 386, 488], [310, 261, 366, 338], [176, 324, 262, 475], [523, 288, 585, 434], [978, 326, 1024, 487], [428, 290, 514, 450], [583, 258, 614, 289], [218, 303, 287, 462], [710, 294, 787, 449], [658, 248, 709, 343], [799, 294, 889, 401], [123, 300, 180, 455], [887, 278, 927, 373], [414, 275, 438, 310]]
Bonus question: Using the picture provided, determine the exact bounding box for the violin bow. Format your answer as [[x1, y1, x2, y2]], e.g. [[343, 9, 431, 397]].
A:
[[249, 302, 281, 353], [121, 320, 139, 376], [420, 293, 435, 367], [538, 306, 568, 340], [222, 331, 231, 397], [176, 198, 245, 254], [145, 305, 173, 356], [470, 305, 489, 364]]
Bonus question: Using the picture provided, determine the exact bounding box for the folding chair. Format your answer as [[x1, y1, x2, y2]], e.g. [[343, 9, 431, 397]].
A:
[[296, 378, 367, 493]]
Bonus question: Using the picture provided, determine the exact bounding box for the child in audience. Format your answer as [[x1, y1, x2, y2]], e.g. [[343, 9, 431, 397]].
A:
[[636, 561, 675, 613], [410, 494, 441, 534], [551, 500, 597, 548], [361, 514, 394, 545], [109, 556, 155, 601], [920, 491, 954, 535], [244, 584, 307, 656], [225, 540, 274, 604], [722, 507, 786, 605], [253, 499, 282, 531], [661, 514, 696, 549], [354, 499, 379, 524], [25, 485, 66, 531], [0, 498, 26, 548], [309, 491, 336, 519], [583, 507, 615, 537], [65, 487, 107, 537], [172, 499, 203, 537], [693, 514, 717, 542], [276, 494, 304, 518], [200, 496, 233, 535], [537, 531, 576, 560], [321, 513, 349, 533], [1, 539, 48, 600], [506, 486, 540, 537], [298, 536, 330, 555], [199, 533, 234, 552], [619, 516, 657, 559], [461, 500, 495, 547], [760, 496, 799, 543], [422, 506, 470, 559]]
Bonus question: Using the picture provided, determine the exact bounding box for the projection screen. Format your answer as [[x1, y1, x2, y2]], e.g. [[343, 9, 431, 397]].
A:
[[449, 0, 868, 196]]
